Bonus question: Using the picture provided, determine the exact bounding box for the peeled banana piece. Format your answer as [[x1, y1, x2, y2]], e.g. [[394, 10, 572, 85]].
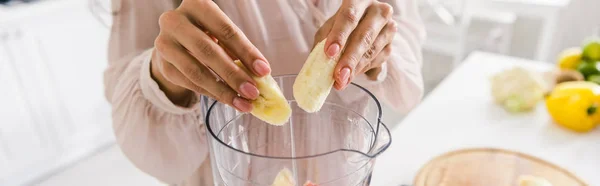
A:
[[234, 60, 291, 125], [271, 168, 296, 186], [293, 39, 339, 113], [518, 175, 553, 186]]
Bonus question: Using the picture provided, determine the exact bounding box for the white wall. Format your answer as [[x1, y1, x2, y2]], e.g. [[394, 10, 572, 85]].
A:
[[509, 0, 600, 61], [551, 0, 600, 58]]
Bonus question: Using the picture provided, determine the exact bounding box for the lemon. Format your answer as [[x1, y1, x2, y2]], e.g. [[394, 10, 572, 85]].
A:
[[557, 47, 583, 70], [582, 38, 600, 61]]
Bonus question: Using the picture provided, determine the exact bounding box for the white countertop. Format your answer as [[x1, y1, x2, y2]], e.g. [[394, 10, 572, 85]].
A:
[[371, 51, 600, 186]]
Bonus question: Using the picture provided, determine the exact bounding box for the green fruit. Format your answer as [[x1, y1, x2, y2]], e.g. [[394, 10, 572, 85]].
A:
[[582, 38, 600, 61], [587, 74, 600, 85], [576, 60, 600, 78]]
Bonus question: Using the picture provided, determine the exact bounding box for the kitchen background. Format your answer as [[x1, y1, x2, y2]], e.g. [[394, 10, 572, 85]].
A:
[[0, 0, 598, 185]]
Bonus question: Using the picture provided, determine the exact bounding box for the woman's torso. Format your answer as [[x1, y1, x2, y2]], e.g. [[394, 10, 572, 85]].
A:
[[212, 0, 341, 76], [181, 1, 349, 185]]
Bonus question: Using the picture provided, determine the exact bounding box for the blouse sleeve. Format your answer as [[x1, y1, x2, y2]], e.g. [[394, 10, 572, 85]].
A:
[[103, 0, 208, 184]]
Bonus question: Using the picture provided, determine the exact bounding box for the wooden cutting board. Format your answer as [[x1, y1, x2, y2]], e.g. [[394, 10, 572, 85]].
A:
[[414, 148, 587, 186]]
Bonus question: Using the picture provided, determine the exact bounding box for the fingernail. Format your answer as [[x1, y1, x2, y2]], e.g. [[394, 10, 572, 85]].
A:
[[239, 82, 259, 99], [233, 97, 252, 112], [339, 67, 351, 87], [253, 59, 270, 76], [326, 43, 340, 58]]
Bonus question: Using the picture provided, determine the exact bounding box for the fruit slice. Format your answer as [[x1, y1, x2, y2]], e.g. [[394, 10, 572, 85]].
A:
[[271, 168, 296, 186], [518, 175, 553, 186], [557, 47, 582, 70], [293, 39, 339, 113], [582, 38, 600, 61], [234, 60, 291, 125]]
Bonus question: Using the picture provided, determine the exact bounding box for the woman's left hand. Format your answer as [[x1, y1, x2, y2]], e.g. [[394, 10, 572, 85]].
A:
[[314, 0, 397, 90]]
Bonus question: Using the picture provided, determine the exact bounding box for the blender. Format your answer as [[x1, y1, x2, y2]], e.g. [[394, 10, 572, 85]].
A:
[[204, 75, 392, 186]]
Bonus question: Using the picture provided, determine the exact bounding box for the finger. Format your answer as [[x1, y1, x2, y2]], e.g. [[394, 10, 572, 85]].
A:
[[363, 20, 396, 65], [163, 55, 252, 112], [217, 39, 238, 60], [358, 19, 396, 75], [207, 32, 238, 60], [159, 60, 210, 96], [334, 2, 393, 89], [324, 0, 371, 58], [154, 46, 212, 97], [313, 16, 335, 48], [154, 32, 254, 112], [179, 1, 271, 77], [359, 20, 396, 74], [333, 44, 391, 90], [162, 61, 252, 112], [368, 44, 392, 71], [160, 11, 259, 100]]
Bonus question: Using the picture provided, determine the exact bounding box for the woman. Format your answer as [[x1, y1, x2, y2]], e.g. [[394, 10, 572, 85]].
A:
[[105, 0, 425, 185]]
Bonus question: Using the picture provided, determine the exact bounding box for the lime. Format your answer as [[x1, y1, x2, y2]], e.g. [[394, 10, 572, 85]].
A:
[[582, 38, 600, 61], [557, 47, 583, 70], [576, 60, 600, 78], [588, 74, 600, 84]]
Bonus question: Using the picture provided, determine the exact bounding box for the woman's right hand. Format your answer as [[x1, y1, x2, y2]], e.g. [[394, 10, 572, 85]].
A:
[[150, 0, 271, 112]]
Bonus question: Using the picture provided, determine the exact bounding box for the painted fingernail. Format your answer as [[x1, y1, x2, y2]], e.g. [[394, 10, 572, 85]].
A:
[[326, 43, 340, 58], [252, 59, 270, 76], [339, 67, 351, 87], [233, 97, 252, 112], [239, 82, 259, 99]]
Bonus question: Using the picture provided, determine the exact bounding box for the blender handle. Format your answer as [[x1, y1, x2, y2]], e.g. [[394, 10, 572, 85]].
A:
[[367, 120, 393, 158]]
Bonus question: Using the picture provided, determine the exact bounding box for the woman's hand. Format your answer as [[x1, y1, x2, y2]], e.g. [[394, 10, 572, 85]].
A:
[[314, 0, 397, 90], [151, 0, 271, 112]]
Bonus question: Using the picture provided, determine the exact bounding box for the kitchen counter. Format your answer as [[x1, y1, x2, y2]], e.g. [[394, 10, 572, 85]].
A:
[[371, 51, 600, 186]]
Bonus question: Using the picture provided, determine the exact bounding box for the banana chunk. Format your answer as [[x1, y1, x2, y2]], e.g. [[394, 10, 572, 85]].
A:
[[271, 168, 296, 186], [293, 39, 339, 113], [518, 175, 553, 186], [234, 60, 291, 125]]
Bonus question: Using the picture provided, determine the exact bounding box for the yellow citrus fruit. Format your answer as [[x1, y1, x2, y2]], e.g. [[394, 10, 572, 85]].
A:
[[557, 47, 582, 70]]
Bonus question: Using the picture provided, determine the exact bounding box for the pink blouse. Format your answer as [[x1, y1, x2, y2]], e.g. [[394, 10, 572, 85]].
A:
[[105, 0, 425, 185]]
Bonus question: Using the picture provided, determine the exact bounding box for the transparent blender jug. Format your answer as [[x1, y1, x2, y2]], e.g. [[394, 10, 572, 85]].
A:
[[204, 75, 392, 186]]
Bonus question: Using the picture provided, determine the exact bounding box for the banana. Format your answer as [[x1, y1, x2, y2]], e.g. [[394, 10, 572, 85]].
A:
[[293, 39, 339, 113], [518, 175, 552, 186], [234, 60, 291, 125], [271, 168, 296, 186]]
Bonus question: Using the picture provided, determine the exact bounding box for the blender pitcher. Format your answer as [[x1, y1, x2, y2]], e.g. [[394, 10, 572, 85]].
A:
[[204, 75, 392, 186]]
